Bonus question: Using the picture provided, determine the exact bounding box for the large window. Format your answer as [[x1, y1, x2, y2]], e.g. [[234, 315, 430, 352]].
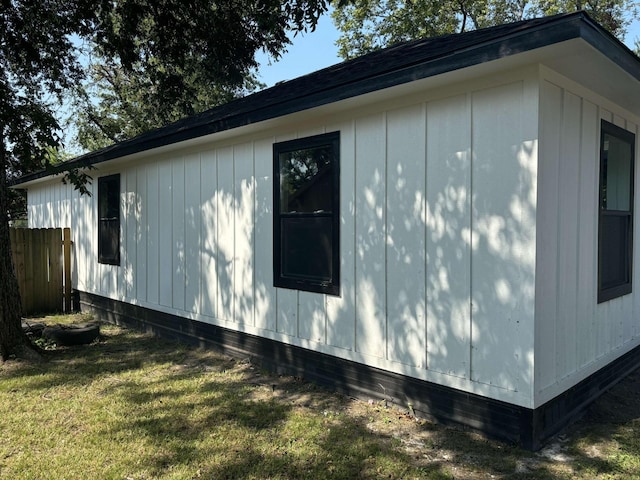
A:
[[598, 121, 635, 303], [98, 174, 120, 265], [273, 132, 340, 295]]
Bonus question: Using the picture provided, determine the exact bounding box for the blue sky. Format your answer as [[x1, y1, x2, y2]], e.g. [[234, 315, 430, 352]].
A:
[[255, 12, 640, 88], [254, 11, 342, 87]]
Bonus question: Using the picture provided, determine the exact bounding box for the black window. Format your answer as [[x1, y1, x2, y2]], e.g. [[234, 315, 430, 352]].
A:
[[598, 121, 635, 303], [274, 132, 340, 295], [98, 174, 120, 265]]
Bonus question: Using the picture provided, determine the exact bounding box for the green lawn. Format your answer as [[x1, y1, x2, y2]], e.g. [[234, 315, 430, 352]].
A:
[[1, 314, 639, 479]]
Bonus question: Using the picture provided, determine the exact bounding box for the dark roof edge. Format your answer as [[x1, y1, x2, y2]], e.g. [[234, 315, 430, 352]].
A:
[[576, 13, 640, 80], [13, 11, 640, 187]]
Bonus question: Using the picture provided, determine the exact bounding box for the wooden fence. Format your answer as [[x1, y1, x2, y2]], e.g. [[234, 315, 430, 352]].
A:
[[9, 228, 72, 315]]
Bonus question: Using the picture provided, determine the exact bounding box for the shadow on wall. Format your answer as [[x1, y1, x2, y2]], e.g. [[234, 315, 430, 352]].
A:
[[74, 95, 538, 407]]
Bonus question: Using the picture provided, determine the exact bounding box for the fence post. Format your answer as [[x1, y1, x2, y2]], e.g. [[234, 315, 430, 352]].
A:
[[64, 228, 72, 312]]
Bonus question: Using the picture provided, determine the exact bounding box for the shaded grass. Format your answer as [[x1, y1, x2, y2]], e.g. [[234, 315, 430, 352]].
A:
[[1, 314, 640, 479]]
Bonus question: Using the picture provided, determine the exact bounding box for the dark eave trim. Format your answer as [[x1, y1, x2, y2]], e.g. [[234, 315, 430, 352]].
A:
[[13, 12, 640, 187]]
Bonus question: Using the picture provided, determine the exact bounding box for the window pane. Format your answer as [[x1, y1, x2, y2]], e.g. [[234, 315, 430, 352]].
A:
[[281, 216, 332, 282], [602, 132, 632, 211], [279, 145, 333, 213], [273, 131, 340, 295], [99, 177, 120, 219], [98, 174, 120, 265], [99, 218, 119, 263], [598, 121, 634, 303], [600, 214, 630, 289]]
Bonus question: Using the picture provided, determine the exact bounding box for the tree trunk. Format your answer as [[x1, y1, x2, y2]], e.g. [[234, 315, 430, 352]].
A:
[[0, 143, 30, 361]]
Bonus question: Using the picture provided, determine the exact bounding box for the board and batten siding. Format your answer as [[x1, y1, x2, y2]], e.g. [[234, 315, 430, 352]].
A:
[[27, 73, 539, 406], [535, 69, 640, 406]]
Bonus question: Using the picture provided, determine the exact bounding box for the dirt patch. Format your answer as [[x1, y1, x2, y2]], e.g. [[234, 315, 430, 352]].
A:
[[239, 359, 640, 478]]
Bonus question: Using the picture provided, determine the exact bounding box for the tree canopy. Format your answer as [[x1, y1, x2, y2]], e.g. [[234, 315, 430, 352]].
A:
[[69, 0, 309, 151], [0, 0, 333, 360], [332, 0, 638, 59], [70, 45, 263, 151]]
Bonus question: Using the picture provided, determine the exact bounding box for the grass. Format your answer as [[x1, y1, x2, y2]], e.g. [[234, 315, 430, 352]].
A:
[[0, 314, 639, 479]]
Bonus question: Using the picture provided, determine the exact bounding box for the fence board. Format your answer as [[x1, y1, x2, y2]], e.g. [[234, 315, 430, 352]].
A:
[[48, 228, 63, 311], [9, 228, 71, 315], [9, 229, 28, 311], [64, 228, 72, 312]]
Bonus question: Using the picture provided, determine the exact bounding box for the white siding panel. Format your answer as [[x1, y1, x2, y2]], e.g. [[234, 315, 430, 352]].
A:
[[276, 289, 298, 336], [217, 146, 235, 322], [85, 180, 97, 293], [136, 165, 148, 303], [49, 184, 57, 226], [471, 82, 525, 391], [254, 137, 276, 332], [124, 169, 138, 299], [425, 94, 472, 378], [355, 114, 387, 358], [299, 288, 327, 342], [576, 100, 599, 368], [42, 185, 51, 225], [184, 153, 202, 314], [386, 104, 426, 368], [326, 122, 357, 350], [299, 294, 326, 343], [39, 187, 46, 226], [594, 299, 609, 358], [50, 186, 57, 227], [28, 188, 35, 227], [70, 188, 80, 290], [58, 183, 67, 226], [69, 189, 78, 288], [200, 151, 218, 319], [61, 183, 71, 228], [146, 164, 160, 305], [172, 158, 186, 311], [32, 187, 39, 226], [234, 143, 255, 326], [159, 161, 173, 307], [536, 81, 562, 389], [48, 187, 54, 225], [556, 91, 581, 379], [27, 189, 37, 227]]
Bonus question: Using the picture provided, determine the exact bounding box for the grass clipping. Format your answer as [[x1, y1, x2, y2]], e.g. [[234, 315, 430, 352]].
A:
[[0, 314, 638, 479]]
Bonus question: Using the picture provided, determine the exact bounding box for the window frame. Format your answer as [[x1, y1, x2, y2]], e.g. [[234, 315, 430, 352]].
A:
[[97, 173, 121, 266], [598, 120, 635, 303], [273, 131, 340, 296]]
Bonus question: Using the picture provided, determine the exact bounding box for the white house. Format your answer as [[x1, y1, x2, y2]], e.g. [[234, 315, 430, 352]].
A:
[[15, 12, 640, 449]]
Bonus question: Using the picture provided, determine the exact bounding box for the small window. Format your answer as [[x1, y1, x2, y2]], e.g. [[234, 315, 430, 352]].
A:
[[598, 121, 635, 303], [273, 132, 340, 295], [98, 174, 120, 265]]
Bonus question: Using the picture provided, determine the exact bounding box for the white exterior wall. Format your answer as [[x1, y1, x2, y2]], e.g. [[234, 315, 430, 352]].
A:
[[27, 68, 539, 407], [535, 67, 640, 406]]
